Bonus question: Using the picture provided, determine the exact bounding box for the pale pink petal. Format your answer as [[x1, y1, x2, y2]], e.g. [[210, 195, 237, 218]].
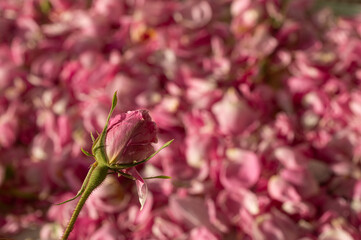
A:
[[220, 148, 261, 190], [169, 196, 214, 230], [280, 168, 319, 198], [127, 168, 148, 210], [212, 89, 258, 135], [252, 209, 301, 240], [152, 217, 184, 240], [268, 175, 301, 202]]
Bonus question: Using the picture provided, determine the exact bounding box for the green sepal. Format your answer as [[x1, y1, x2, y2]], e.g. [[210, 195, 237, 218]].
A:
[[110, 163, 140, 169], [91, 134, 100, 154], [90, 132, 95, 142], [55, 194, 81, 206], [81, 148, 93, 157], [143, 175, 171, 179], [92, 92, 118, 164], [116, 170, 136, 180], [141, 139, 174, 162]]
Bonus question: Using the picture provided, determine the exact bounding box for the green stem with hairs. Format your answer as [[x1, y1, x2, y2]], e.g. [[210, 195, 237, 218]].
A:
[[61, 163, 108, 240]]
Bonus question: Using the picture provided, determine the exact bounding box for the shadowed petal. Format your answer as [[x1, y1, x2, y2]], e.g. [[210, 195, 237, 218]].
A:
[[127, 168, 148, 210]]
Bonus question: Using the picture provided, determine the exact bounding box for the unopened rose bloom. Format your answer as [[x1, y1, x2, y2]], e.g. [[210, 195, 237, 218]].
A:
[[82, 109, 158, 212], [105, 110, 158, 165], [100, 110, 159, 211]]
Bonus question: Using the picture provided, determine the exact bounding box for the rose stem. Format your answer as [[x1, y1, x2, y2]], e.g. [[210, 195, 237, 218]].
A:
[[61, 163, 108, 240]]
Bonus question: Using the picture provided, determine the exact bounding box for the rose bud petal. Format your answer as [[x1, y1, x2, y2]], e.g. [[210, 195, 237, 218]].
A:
[[105, 110, 158, 164], [126, 168, 148, 210]]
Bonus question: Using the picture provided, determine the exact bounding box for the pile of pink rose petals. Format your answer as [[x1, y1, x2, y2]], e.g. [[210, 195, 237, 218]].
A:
[[1, 0, 361, 239]]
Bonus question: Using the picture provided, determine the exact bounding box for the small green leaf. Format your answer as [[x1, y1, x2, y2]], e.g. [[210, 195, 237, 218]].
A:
[[91, 134, 100, 154], [136, 139, 174, 164], [111, 91, 118, 111], [109, 163, 136, 169], [90, 132, 95, 142], [104, 92, 118, 130], [81, 148, 93, 157], [117, 170, 136, 180], [55, 163, 96, 205], [94, 92, 118, 163], [143, 175, 171, 180], [56, 195, 81, 205]]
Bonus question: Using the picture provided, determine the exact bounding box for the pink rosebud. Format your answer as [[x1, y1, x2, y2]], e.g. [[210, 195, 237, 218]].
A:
[[105, 110, 157, 164]]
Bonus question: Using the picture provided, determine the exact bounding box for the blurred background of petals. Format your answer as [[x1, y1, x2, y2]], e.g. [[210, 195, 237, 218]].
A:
[[1, 0, 361, 239]]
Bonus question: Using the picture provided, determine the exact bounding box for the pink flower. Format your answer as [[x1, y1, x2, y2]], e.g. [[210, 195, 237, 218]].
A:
[[105, 110, 157, 165], [98, 107, 166, 210]]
